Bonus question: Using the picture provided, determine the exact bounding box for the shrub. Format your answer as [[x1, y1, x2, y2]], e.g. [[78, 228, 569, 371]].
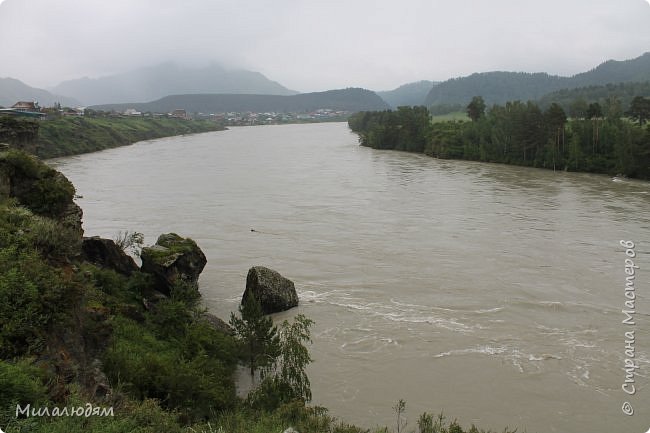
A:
[[1, 149, 43, 178], [180, 318, 237, 364], [113, 231, 144, 257], [8, 398, 183, 433], [26, 215, 81, 258], [87, 266, 128, 297], [0, 150, 75, 218], [247, 314, 314, 411], [147, 299, 194, 340], [20, 174, 75, 218], [0, 246, 76, 357], [103, 317, 236, 422], [0, 360, 47, 426]]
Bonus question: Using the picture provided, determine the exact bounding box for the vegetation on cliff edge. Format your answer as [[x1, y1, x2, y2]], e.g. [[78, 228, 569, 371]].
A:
[[0, 115, 225, 159]]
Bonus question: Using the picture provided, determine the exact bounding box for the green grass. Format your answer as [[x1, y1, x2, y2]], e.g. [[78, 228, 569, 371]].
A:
[[36, 116, 225, 159], [431, 111, 469, 123]]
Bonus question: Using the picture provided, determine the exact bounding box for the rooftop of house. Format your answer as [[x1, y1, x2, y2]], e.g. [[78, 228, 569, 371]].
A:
[[11, 101, 39, 110]]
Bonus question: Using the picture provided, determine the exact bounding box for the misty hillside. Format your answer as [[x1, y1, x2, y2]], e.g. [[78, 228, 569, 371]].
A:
[[568, 52, 650, 87], [425, 52, 650, 107], [50, 63, 298, 106], [0, 78, 80, 108], [90, 88, 390, 114], [537, 81, 650, 111], [377, 80, 436, 107], [424, 72, 566, 107]]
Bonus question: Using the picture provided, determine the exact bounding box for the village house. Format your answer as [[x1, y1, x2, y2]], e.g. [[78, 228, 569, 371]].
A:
[[11, 101, 40, 112], [0, 101, 46, 119], [124, 108, 142, 116], [170, 109, 188, 119], [62, 107, 84, 117]]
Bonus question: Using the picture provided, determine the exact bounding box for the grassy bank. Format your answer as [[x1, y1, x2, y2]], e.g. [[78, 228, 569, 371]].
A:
[[35, 116, 225, 159], [431, 111, 468, 123]]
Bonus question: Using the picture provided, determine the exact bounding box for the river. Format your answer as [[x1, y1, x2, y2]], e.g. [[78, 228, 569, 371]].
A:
[[51, 122, 650, 433]]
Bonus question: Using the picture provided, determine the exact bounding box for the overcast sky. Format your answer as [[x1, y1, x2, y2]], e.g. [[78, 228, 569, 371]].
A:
[[1, 0, 649, 92]]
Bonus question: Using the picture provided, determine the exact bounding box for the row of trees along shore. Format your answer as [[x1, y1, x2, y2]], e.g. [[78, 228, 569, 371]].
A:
[[348, 96, 650, 179]]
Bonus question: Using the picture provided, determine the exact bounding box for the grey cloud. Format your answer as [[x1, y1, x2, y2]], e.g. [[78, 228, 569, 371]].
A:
[[0, 0, 649, 91]]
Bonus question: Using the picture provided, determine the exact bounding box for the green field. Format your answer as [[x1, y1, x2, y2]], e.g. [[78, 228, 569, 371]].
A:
[[430, 111, 469, 123]]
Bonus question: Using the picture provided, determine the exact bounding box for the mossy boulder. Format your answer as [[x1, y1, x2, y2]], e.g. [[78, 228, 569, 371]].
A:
[[242, 266, 299, 314], [140, 233, 207, 296]]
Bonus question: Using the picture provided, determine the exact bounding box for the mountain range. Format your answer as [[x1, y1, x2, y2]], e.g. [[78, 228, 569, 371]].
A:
[[49, 63, 297, 106], [423, 52, 650, 107], [0, 78, 79, 108], [89, 88, 390, 114], [377, 80, 437, 108], [1, 52, 649, 113]]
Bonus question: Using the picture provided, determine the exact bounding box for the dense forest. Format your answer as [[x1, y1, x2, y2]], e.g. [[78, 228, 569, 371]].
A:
[[536, 81, 650, 112], [349, 97, 650, 179], [425, 72, 567, 108]]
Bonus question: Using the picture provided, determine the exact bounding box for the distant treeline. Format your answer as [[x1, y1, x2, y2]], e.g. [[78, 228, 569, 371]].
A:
[[348, 98, 650, 179], [90, 88, 389, 114], [537, 81, 650, 112]]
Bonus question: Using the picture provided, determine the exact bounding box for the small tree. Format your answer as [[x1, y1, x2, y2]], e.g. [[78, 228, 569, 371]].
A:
[[417, 412, 434, 433], [269, 314, 314, 402], [604, 96, 623, 120], [569, 97, 588, 119], [393, 399, 407, 433], [114, 230, 144, 257], [626, 96, 650, 125], [586, 102, 603, 155], [586, 102, 603, 119], [466, 96, 486, 122], [545, 103, 567, 170], [248, 314, 314, 409], [229, 294, 280, 381]]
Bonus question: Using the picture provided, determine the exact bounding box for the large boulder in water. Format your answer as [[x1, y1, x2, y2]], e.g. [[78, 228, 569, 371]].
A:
[[82, 236, 139, 276], [242, 266, 298, 314], [140, 233, 207, 296]]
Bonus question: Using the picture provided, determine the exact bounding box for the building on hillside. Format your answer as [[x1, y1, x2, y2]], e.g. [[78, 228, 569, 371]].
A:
[[11, 101, 40, 112], [124, 108, 142, 116], [170, 109, 188, 119], [0, 101, 46, 119], [62, 107, 84, 117]]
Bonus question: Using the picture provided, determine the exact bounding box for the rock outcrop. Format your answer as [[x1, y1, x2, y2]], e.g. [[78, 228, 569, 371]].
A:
[[204, 313, 234, 335], [0, 158, 10, 198], [242, 266, 299, 314], [0, 150, 83, 236], [140, 233, 207, 296], [82, 236, 139, 276], [60, 200, 84, 236]]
